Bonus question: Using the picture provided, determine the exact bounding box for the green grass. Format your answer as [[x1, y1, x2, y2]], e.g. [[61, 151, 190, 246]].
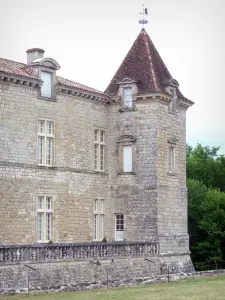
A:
[[1, 275, 225, 300]]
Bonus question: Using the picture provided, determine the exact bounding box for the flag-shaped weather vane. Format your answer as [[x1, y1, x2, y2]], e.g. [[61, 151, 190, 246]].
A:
[[139, 4, 148, 29]]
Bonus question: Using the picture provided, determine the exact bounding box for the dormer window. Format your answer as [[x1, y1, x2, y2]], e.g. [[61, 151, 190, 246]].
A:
[[41, 71, 52, 98], [123, 87, 132, 108], [117, 77, 138, 112]]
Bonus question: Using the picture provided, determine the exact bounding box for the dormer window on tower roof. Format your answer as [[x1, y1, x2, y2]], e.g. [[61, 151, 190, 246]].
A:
[[123, 87, 132, 108]]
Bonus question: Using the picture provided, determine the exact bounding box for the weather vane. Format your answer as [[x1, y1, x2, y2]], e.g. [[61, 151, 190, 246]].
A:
[[139, 4, 148, 29]]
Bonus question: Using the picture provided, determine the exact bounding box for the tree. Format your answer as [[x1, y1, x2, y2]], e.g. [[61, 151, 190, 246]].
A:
[[187, 144, 225, 268]]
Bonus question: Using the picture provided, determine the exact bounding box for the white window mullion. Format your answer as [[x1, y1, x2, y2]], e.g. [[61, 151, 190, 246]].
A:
[[94, 130, 105, 172], [37, 196, 53, 242], [93, 198, 104, 241], [38, 120, 54, 166]]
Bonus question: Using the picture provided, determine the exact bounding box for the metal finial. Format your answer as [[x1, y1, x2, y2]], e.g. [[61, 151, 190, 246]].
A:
[[139, 4, 148, 29]]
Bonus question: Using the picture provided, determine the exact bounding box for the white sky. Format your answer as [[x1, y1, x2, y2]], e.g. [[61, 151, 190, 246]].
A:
[[1, 0, 225, 154]]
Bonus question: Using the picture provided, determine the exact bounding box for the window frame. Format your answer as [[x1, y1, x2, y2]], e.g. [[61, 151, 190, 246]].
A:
[[115, 214, 124, 241], [94, 128, 106, 172], [93, 198, 105, 241], [37, 119, 55, 167], [167, 137, 178, 175], [36, 195, 54, 243], [123, 87, 133, 108], [117, 135, 136, 174], [41, 71, 52, 98]]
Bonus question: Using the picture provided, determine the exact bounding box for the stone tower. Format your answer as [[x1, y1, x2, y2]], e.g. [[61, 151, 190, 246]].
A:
[[105, 28, 194, 272]]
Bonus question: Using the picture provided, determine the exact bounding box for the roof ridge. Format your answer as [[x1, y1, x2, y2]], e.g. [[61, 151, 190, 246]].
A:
[[0, 57, 26, 66]]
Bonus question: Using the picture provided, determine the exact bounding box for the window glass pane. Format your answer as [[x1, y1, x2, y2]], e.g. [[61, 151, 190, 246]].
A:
[[41, 72, 52, 98], [123, 87, 132, 107], [100, 131, 104, 143], [94, 130, 99, 142], [94, 144, 98, 170], [37, 212, 43, 241], [38, 121, 44, 133], [46, 213, 52, 241], [47, 122, 53, 135], [123, 146, 132, 172], [46, 197, 51, 209], [37, 196, 44, 209], [38, 136, 44, 164], [46, 138, 53, 165], [100, 145, 104, 171], [94, 215, 97, 240]]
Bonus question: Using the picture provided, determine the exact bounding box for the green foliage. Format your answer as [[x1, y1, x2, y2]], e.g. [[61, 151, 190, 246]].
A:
[[187, 144, 225, 268]]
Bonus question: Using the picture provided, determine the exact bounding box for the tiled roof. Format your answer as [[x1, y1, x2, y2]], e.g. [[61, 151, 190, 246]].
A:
[[105, 29, 188, 100], [57, 77, 107, 97], [0, 58, 39, 80], [0, 58, 106, 97]]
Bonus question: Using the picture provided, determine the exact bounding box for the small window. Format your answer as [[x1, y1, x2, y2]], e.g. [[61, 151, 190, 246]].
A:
[[169, 89, 176, 113], [123, 145, 132, 172], [94, 129, 105, 172], [117, 135, 136, 174], [37, 196, 53, 242], [169, 146, 175, 173], [93, 198, 105, 241], [115, 214, 124, 241], [123, 87, 132, 107], [41, 71, 52, 98]]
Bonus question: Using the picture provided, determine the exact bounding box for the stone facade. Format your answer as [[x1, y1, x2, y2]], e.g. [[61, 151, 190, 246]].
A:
[[0, 28, 194, 276]]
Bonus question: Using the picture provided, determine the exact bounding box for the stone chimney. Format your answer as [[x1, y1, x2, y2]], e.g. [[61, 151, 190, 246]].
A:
[[26, 48, 45, 64]]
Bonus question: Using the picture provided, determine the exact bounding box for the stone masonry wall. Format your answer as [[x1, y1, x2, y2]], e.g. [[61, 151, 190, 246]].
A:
[[0, 82, 108, 244]]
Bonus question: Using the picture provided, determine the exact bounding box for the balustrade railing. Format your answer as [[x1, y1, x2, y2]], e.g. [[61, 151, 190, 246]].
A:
[[0, 241, 159, 264]]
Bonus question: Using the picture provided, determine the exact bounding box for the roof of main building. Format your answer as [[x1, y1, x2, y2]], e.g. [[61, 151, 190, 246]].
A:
[[0, 58, 106, 97]]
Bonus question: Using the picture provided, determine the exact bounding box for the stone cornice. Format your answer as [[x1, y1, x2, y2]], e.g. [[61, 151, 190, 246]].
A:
[[57, 85, 109, 103], [108, 92, 194, 109], [0, 72, 41, 88]]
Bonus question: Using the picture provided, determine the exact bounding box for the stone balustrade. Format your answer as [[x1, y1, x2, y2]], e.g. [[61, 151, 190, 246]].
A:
[[0, 241, 159, 264]]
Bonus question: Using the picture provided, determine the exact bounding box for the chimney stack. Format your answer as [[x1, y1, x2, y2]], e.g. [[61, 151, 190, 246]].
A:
[[26, 48, 45, 64]]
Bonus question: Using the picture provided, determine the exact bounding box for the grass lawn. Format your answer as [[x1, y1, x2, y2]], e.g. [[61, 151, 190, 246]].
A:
[[1, 275, 225, 300]]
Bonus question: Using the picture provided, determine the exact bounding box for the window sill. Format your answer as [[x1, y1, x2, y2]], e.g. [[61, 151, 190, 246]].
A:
[[168, 172, 176, 176], [119, 106, 136, 112], [37, 240, 51, 244], [37, 165, 56, 170], [38, 96, 57, 102], [94, 170, 108, 174], [117, 171, 136, 175]]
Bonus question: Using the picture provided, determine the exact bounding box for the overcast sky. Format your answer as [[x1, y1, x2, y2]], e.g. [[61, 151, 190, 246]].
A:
[[1, 0, 225, 154]]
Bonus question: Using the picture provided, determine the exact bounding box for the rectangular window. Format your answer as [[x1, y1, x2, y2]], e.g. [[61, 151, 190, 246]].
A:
[[115, 214, 124, 241], [37, 120, 54, 166], [41, 71, 52, 98], [123, 145, 132, 172], [169, 146, 175, 172], [123, 87, 132, 107], [94, 129, 105, 171], [37, 196, 53, 242], [93, 198, 104, 241]]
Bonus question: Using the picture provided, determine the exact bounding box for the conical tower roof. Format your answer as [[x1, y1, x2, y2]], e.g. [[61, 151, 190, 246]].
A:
[[105, 29, 187, 100]]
